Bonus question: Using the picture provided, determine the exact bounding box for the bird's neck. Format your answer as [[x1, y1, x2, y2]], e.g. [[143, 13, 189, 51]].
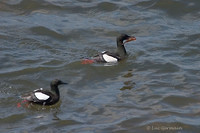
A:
[[117, 41, 127, 57], [51, 85, 60, 98]]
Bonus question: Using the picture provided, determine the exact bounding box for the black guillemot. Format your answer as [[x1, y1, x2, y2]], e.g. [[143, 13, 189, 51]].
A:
[[20, 79, 67, 106], [82, 34, 136, 64]]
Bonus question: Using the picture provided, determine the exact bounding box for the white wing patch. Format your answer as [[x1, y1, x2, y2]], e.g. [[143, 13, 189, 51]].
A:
[[103, 54, 118, 63], [34, 88, 43, 92], [34, 92, 50, 100]]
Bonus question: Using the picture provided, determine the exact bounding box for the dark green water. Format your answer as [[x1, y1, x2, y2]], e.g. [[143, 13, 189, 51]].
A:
[[0, 0, 200, 132]]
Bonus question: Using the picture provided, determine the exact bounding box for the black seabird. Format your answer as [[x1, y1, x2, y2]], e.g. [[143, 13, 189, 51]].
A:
[[82, 34, 136, 64], [21, 79, 67, 106]]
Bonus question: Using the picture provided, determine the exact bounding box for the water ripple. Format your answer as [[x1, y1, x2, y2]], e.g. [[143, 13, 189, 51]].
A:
[[0, 0, 200, 132]]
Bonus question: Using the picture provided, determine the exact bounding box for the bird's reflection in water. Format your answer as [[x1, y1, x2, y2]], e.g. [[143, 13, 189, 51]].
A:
[[120, 70, 136, 91]]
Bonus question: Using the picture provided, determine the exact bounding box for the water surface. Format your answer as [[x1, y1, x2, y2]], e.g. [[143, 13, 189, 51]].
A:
[[0, 0, 200, 132]]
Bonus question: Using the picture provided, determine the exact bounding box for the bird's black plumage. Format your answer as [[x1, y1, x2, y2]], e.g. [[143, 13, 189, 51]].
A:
[[83, 34, 136, 64], [22, 79, 67, 105]]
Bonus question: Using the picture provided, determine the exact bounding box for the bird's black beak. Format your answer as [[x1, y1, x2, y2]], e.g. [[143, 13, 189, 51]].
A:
[[123, 36, 136, 45], [61, 81, 68, 85]]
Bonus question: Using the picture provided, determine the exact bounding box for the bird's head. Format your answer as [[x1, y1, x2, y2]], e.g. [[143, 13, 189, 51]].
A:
[[51, 79, 68, 87], [117, 34, 136, 45]]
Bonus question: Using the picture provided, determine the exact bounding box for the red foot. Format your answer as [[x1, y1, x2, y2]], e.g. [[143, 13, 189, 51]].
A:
[[17, 100, 28, 108], [22, 100, 28, 103], [81, 59, 95, 64], [17, 103, 21, 108]]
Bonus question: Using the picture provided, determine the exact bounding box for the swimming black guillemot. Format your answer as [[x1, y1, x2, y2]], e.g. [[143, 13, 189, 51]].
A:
[[20, 79, 67, 106], [82, 34, 136, 64]]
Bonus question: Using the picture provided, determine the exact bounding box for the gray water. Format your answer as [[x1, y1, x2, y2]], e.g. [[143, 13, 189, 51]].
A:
[[0, 0, 200, 132]]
